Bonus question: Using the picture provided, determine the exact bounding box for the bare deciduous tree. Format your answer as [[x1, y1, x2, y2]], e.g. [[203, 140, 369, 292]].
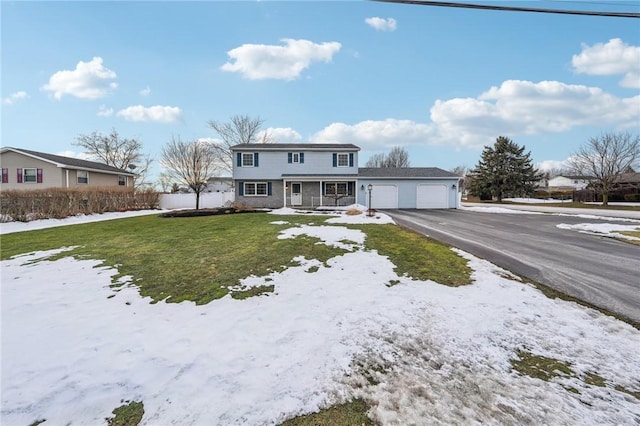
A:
[[75, 128, 152, 188], [160, 138, 219, 209], [364, 146, 410, 168], [569, 132, 640, 206], [207, 115, 273, 174], [450, 165, 470, 193]]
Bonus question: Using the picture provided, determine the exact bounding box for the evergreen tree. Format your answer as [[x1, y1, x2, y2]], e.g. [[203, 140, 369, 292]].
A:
[[470, 136, 543, 202]]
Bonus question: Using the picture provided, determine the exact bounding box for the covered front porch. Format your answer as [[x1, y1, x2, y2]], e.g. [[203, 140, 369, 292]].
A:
[[282, 176, 358, 208]]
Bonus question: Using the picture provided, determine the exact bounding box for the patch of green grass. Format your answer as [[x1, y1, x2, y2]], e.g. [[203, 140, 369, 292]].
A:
[[106, 401, 144, 426], [511, 350, 574, 382], [230, 284, 275, 300], [511, 350, 640, 400], [351, 224, 472, 287], [0, 213, 345, 304], [279, 398, 376, 426], [618, 230, 640, 246]]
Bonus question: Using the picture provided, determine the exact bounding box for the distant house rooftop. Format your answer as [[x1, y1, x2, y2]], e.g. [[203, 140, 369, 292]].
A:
[[1, 147, 135, 176]]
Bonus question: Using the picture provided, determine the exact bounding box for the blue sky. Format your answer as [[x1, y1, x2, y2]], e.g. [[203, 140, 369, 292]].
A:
[[2, 0, 639, 181]]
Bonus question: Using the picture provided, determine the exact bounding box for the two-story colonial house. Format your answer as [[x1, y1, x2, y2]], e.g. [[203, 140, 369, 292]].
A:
[[232, 143, 461, 209]]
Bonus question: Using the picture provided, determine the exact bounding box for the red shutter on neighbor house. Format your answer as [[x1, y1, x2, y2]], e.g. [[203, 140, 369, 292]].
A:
[[17, 168, 23, 183], [37, 168, 43, 183], [1, 168, 8, 183]]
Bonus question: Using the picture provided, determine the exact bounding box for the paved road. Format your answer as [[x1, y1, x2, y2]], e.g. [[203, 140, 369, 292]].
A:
[[385, 209, 640, 324]]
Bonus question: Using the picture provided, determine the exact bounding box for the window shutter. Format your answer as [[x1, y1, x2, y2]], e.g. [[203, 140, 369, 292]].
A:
[[17, 168, 23, 183], [332, 153, 337, 167], [267, 182, 272, 196], [300, 153, 304, 163], [239, 183, 244, 196], [1, 168, 8, 183], [237, 152, 242, 166], [288, 153, 292, 163], [37, 168, 43, 183], [254, 152, 259, 167], [349, 153, 354, 167]]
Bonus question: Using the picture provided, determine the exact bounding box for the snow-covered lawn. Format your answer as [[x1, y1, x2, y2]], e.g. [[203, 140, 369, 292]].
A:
[[1, 208, 639, 425]]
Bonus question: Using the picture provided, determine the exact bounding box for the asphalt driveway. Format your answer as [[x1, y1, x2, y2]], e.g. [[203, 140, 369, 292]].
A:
[[385, 208, 640, 325]]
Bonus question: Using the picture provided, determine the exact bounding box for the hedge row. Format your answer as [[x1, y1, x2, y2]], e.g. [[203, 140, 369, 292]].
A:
[[0, 187, 160, 222]]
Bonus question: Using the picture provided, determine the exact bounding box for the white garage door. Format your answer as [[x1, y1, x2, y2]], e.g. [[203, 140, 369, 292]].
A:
[[370, 184, 398, 209], [417, 184, 449, 209]]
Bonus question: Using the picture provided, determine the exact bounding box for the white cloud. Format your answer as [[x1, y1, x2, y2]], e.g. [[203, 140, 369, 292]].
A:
[[97, 105, 114, 117], [365, 17, 397, 32], [429, 80, 639, 147], [572, 38, 640, 88], [55, 150, 93, 160], [310, 119, 433, 150], [535, 159, 572, 172], [41, 57, 118, 100], [221, 38, 341, 80], [2, 91, 29, 105], [116, 105, 182, 123], [139, 86, 151, 96], [262, 127, 302, 143], [307, 79, 638, 153]]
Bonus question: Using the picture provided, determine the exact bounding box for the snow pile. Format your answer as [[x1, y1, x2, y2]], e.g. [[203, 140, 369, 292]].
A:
[[557, 222, 640, 241]]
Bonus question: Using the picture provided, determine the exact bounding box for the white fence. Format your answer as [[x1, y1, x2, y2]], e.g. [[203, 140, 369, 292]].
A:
[[159, 192, 235, 210]]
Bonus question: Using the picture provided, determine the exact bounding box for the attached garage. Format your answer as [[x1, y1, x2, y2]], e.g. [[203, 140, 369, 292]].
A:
[[370, 184, 398, 209], [357, 167, 460, 210], [416, 184, 449, 209]]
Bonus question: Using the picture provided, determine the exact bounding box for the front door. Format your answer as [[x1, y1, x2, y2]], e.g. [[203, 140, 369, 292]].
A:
[[291, 182, 302, 206]]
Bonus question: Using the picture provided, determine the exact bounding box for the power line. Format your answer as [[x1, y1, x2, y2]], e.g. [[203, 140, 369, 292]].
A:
[[370, 0, 640, 18]]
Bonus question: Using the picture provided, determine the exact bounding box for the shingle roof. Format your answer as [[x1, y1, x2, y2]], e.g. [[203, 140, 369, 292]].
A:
[[2, 147, 136, 175], [231, 143, 360, 151], [358, 167, 460, 178]]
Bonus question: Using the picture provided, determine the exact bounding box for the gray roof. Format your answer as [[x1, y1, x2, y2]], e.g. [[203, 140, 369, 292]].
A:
[[231, 143, 360, 151], [358, 167, 460, 178], [2, 147, 136, 175]]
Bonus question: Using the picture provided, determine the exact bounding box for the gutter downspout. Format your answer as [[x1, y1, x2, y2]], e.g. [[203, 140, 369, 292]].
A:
[[65, 169, 69, 188]]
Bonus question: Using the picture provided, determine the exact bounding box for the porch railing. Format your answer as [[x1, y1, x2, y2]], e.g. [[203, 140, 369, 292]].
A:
[[311, 196, 356, 207]]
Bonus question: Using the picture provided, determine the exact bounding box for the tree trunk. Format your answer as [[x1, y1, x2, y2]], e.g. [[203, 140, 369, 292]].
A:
[[601, 192, 608, 207], [195, 191, 201, 210]]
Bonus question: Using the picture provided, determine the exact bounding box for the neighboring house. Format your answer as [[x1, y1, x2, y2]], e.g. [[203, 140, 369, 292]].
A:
[[547, 175, 593, 191], [231, 143, 460, 209], [0, 147, 136, 190], [206, 176, 234, 193], [612, 172, 640, 190]]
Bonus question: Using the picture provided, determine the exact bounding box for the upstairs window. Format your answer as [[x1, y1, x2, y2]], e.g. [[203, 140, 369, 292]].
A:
[[77, 170, 89, 184], [288, 152, 305, 164], [238, 152, 259, 167], [332, 153, 354, 167], [118, 175, 127, 186]]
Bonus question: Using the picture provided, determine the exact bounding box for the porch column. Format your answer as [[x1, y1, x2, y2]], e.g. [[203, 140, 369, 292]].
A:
[[319, 180, 323, 206], [283, 179, 287, 208]]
